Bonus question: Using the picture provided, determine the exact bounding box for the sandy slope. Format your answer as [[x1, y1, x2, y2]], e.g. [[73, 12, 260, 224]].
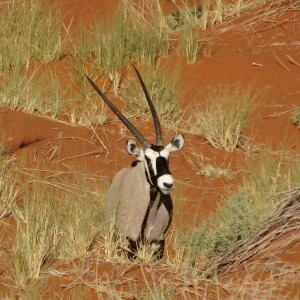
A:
[[0, 0, 300, 298]]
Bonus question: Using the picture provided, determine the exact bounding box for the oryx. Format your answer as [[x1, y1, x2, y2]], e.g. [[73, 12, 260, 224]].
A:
[[86, 67, 184, 259]]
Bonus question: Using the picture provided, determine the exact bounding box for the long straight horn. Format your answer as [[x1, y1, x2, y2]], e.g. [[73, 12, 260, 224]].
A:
[[86, 75, 150, 148], [133, 66, 163, 146]]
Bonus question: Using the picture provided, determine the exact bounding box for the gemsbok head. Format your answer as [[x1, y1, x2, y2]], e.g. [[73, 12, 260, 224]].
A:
[[86, 66, 184, 259]]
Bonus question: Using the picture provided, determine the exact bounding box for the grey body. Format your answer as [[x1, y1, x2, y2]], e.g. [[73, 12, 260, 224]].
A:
[[104, 160, 172, 243]]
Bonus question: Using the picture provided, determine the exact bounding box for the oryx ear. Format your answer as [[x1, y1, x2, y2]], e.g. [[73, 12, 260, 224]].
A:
[[126, 140, 141, 156], [165, 135, 185, 152]]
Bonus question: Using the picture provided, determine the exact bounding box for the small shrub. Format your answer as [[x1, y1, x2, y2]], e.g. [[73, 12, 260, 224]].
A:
[[177, 153, 300, 270]]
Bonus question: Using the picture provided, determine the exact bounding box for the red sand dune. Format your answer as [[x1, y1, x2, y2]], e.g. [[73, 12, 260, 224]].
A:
[[0, 0, 300, 298]]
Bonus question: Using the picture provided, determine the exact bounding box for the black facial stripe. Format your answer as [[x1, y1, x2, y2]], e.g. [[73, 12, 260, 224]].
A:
[[156, 156, 171, 177], [145, 156, 157, 185], [144, 153, 171, 189]]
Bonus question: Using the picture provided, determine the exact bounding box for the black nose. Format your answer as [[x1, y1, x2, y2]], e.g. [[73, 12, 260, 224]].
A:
[[163, 182, 174, 189]]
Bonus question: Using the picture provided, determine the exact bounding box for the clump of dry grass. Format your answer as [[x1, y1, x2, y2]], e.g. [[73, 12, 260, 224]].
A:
[[186, 83, 256, 151], [198, 164, 234, 179], [57, 188, 105, 262], [166, 4, 202, 63], [0, 68, 67, 119], [291, 106, 300, 128], [0, 156, 19, 218], [8, 168, 107, 291], [177, 26, 201, 64], [0, 65, 109, 127], [68, 64, 109, 127], [13, 185, 61, 289], [186, 151, 234, 180]]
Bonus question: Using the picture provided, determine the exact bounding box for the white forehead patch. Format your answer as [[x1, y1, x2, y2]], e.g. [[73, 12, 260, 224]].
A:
[[159, 148, 170, 160], [144, 148, 170, 161], [144, 148, 159, 160], [144, 148, 158, 175]]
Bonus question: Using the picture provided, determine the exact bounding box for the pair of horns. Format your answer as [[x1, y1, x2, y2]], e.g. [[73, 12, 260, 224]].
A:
[[85, 66, 163, 148]]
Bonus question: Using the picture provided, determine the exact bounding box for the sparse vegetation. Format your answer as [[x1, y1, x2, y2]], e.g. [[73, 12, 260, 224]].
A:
[[0, 68, 67, 119], [0, 0, 64, 73], [13, 187, 61, 289], [291, 106, 300, 128], [0, 157, 18, 218], [0, 0, 299, 298], [198, 163, 233, 179], [186, 151, 234, 179], [122, 66, 184, 128], [76, 0, 169, 93], [57, 186, 105, 262], [0, 0, 268, 125], [8, 169, 107, 290], [167, 4, 202, 63], [176, 153, 300, 272], [186, 83, 255, 151], [165, 0, 270, 63]]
